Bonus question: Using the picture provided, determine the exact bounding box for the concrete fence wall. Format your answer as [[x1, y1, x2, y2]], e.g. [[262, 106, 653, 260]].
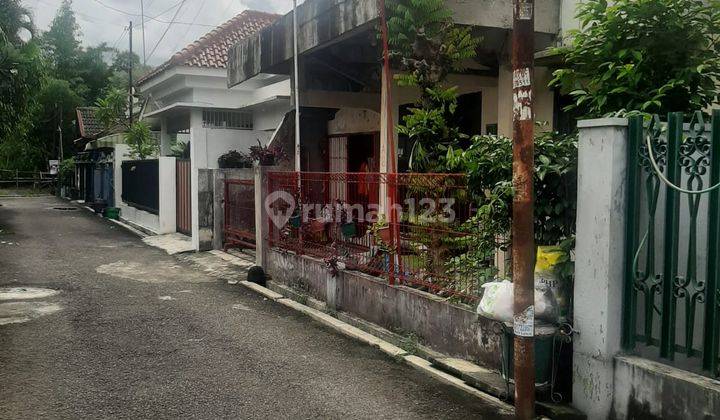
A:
[[572, 118, 720, 420], [113, 144, 176, 235]]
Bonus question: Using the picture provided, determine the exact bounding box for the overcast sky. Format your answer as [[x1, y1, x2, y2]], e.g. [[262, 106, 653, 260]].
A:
[[22, 0, 295, 66]]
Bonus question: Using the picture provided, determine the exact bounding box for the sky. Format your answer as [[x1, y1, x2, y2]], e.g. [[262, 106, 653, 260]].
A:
[[21, 0, 295, 66]]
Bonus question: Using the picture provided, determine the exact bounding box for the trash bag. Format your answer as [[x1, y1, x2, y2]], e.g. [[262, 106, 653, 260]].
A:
[[535, 246, 570, 320], [477, 280, 559, 323]]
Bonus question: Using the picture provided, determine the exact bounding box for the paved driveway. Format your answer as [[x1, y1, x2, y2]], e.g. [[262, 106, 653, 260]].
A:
[[0, 197, 510, 419]]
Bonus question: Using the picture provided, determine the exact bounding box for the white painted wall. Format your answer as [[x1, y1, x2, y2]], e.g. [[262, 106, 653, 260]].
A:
[[328, 108, 380, 135], [158, 157, 177, 234]]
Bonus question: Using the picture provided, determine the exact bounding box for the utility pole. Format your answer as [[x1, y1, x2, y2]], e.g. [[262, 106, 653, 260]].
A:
[[128, 21, 134, 126], [58, 103, 64, 162], [511, 0, 536, 419], [140, 0, 147, 66]]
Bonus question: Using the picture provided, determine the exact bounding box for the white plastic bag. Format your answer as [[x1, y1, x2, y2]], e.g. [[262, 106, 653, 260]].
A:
[[477, 280, 558, 323], [477, 280, 514, 322]]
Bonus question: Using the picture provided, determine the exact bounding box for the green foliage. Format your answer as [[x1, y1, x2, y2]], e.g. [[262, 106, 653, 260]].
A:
[[58, 157, 75, 187], [445, 130, 578, 251], [95, 88, 128, 130], [41, 0, 81, 82], [385, 0, 480, 171], [124, 122, 158, 160], [551, 0, 720, 117], [170, 139, 191, 160], [0, 41, 43, 144], [0, 0, 34, 45], [217, 150, 252, 168]]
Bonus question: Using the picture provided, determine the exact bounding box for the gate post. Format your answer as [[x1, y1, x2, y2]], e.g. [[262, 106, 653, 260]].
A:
[[572, 118, 629, 419]]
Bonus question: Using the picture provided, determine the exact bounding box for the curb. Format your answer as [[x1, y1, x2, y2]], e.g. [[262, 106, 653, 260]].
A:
[[235, 276, 515, 415]]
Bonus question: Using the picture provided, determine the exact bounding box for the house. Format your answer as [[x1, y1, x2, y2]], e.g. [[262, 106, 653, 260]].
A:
[[226, 0, 584, 176], [134, 10, 291, 250], [73, 107, 117, 206]]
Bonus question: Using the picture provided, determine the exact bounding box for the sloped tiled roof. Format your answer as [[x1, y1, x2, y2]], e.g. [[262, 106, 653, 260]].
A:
[[137, 10, 279, 85], [76, 107, 105, 139]]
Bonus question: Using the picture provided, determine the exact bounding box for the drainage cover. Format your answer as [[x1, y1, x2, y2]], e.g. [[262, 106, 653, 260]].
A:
[[53, 207, 78, 211], [0, 287, 60, 301]]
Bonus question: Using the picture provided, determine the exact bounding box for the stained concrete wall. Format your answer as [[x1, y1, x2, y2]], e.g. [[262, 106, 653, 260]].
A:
[[197, 168, 214, 251], [612, 356, 720, 419], [266, 250, 503, 368]]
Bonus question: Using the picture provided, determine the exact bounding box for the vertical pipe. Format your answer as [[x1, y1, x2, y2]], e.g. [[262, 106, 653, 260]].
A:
[[511, 1, 536, 417], [293, 0, 301, 173], [704, 109, 720, 373], [128, 21, 134, 127], [660, 112, 682, 360], [623, 116, 643, 350]]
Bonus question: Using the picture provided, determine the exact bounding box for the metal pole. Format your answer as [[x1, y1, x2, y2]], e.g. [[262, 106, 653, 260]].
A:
[[511, 0, 536, 418], [129, 21, 134, 127], [140, 0, 147, 66], [292, 0, 301, 173], [58, 103, 64, 162]]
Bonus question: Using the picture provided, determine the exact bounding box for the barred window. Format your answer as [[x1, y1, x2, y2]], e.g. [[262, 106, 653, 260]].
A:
[[202, 109, 253, 130]]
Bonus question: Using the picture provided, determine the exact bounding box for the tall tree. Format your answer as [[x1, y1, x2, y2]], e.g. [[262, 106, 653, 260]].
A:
[[42, 0, 81, 82], [0, 0, 34, 45]]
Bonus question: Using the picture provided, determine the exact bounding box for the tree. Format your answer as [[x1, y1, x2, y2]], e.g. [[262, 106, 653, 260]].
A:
[[42, 0, 82, 83], [0, 0, 34, 45], [76, 44, 113, 103], [385, 0, 479, 171], [551, 0, 720, 117], [96, 89, 157, 160]]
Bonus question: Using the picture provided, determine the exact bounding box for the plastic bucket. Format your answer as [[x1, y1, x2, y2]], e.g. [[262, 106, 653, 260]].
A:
[[104, 207, 120, 220], [500, 322, 558, 390]]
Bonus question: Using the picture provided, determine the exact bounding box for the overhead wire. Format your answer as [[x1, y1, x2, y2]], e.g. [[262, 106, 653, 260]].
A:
[[146, 0, 189, 62]]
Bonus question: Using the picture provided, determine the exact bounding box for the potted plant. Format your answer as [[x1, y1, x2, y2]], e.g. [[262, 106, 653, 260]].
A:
[[334, 200, 356, 238], [249, 140, 288, 166], [218, 150, 253, 168], [369, 214, 392, 246]]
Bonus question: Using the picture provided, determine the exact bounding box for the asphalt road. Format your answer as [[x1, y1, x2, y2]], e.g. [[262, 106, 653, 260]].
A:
[[0, 197, 510, 419]]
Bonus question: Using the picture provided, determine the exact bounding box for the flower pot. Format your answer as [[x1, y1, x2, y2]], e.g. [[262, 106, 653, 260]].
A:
[[290, 215, 301, 228], [259, 156, 275, 166], [308, 219, 326, 234], [376, 226, 392, 244], [341, 222, 357, 238]]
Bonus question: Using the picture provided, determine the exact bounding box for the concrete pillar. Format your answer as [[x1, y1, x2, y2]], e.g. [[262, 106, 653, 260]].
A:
[[572, 118, 629, 419], [255, 165, 280, 268], [190, 108, 206, 251], [158, 157, 176, 234], [497, 63, 513, 137], [160, 117, 171, 156], [379, 69, 397, 214]]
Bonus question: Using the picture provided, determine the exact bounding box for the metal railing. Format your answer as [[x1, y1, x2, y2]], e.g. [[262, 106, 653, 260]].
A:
[[266, 171, 494, 303], [0, 169, 56, 188], [624, 111, 720, 378]]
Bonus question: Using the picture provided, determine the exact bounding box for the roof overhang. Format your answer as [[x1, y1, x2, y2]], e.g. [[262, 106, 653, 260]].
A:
[[227, 0, 561, 87], [228, 0, 379, 87], [143, 95, 291, 119]]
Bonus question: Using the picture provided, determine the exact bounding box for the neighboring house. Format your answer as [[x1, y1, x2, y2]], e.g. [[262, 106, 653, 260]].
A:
[[135, 10, 291, 250], [74, 107, 117, 206], [227, 0, 582, 176]]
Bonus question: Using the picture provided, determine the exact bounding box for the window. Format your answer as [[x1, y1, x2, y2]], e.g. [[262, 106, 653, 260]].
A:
[[202, 110, 253, 130]]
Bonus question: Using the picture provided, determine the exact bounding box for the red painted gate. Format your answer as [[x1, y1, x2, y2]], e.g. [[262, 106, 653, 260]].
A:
[[224, 179, 255, 249], [176, 159, 191, 235]]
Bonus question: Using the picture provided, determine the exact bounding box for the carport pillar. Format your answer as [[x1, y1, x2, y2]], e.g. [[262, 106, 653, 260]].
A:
[[160, 117, 171, 156], [378, 70, 396, 215], [190, 108, 207, 251]]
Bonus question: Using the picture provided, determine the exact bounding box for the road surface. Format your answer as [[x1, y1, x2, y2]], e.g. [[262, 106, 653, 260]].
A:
[[0, 196, 510, 419]]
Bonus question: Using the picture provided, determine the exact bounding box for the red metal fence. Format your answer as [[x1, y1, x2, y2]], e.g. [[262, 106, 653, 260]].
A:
[[266, 171, 491, 303], [224, 179, 256, 250]]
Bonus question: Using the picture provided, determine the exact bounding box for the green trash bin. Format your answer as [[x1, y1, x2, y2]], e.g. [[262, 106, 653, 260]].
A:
[[104, 207, 120, 220], [500, 322, 558, 390]]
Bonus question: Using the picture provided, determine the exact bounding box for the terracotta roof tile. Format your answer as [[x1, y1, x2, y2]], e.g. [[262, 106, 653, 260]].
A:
[[137, 10, 278, 85], [76, 107, 104, 139]]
